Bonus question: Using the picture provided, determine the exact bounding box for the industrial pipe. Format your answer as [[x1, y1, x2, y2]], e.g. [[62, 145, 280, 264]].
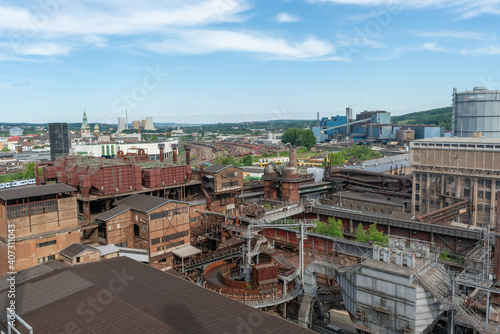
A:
[[173, 149, 177, 164], [494, 191, 500, 279], [184, 145, 191, 166], [158, 143, 165, 163]]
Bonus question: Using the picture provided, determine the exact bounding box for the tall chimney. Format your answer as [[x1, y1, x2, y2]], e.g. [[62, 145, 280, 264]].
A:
[[289, 147, 297, 168], [173, 149, 177, 164], [158, 143, 165, 163], [184, 145, 191, 166], [494, 191, 500, 279]]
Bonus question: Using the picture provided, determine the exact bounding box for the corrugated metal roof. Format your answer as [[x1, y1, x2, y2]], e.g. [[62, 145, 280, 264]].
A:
[[413, 137, 500, 144], [0, 257, 312, 334], [0, 183, 76, 201], [203, 164, 242, 173], [94, 244, 120, 256], [172, 245, 202, 259], [115, 194, 189, 213], [94, 205, 130, 222], [60, 243, 99, 258]]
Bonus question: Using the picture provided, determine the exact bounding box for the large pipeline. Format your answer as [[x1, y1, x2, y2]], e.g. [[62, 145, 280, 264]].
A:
[[329, 167, 412, 182]]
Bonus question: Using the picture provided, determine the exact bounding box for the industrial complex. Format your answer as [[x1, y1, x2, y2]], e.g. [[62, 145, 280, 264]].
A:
[[3, 89, 500, 334]]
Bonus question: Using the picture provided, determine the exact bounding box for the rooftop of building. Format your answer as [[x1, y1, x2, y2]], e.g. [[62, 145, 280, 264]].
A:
[[60, 243, 99, 259], [114, 194, 189, 213], [93, 205, 130, 222], [412, 137, 500, 144], [0, 257, 311, 334], [332, 191, 405, 207], [0, 183, 76, 201]]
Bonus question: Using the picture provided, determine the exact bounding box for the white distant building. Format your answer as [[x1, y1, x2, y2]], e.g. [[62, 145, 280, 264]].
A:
[[9, 127, 23, 136], [72, 139, 178, 159]]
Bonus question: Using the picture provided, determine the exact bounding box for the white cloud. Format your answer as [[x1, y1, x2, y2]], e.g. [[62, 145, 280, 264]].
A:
[[144, 30, 335, 59], [420, 42, 449, 52], [276, 13, 300, 23], [413, 31, 491, 40], [307, 0, 500, 18]]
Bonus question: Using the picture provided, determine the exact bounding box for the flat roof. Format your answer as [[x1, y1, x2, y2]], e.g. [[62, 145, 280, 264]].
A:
[[413, 137, 500, 144], [172, 245, 202, 258], [0, 257, 311, 333], [0, 183, 76, 201]]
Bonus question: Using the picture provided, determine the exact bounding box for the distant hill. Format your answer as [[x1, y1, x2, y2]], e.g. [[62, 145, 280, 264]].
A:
[[391, 107, 452, 130]]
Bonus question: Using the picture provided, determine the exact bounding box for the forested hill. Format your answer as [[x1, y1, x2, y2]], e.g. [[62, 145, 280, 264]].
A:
[[391, 107, 452, 130]]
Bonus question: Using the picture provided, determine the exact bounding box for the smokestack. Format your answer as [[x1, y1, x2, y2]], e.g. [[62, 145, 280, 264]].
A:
[[126, 109, 128, 129], [495, 191, 500, 279], [158, 143, 165, 163], [184, 145, 191, 166], [289, 147, 297, 168]]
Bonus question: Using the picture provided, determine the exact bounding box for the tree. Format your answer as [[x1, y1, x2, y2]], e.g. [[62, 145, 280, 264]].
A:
[[23, 162, 35, 179], [323, 152, 345, 166], [1, 147, 10, 152], [281, 128, 300, 145], [241, 155, 253, 166], [299, 129, 316, 150], [313, 217, 344, 239], [356, 224, 368, 243]]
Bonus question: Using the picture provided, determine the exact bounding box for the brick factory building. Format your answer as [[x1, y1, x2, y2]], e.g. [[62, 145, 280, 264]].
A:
[[0, 184, 79, 275], [410, 137, 500, 226]]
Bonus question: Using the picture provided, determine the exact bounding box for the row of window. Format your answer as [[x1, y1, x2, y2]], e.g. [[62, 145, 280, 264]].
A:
[[414, 143, 500, 149], [151, 230, 189, 246], [150, 207, 189, 220], [37, 254, 56, 264], [222, 172, 238, 179], [36, 239, 57, 248], [156, 240, 184, 252], [7, 200, 58, 219], [115, 242, 128, 247], [416, 176, 500, 189], [222, 181, 239, 188], [190, 216, 202, 223]]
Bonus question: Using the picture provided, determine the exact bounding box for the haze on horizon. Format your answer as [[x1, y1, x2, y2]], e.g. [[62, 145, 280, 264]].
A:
[[0, 0, 499, 124]]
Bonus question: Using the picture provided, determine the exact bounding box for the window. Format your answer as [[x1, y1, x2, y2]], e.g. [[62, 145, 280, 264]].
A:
[[422, 199, 426, 204], [449, 176, 454, 183], [436, 201, 441, 206], [422, 174, 427, 182], [485, 205, 491, 213], [415, 194, 420, 201], [465, 178, 471, 187], [486, 192, 491, 200], [464, 189, 470, 197], [478, 191, 484, 199], [477, 204, 483, 211], [431, 190, 435, 194], [415, 184, 420, 191], [37, 254, 56, 264], [76, 257, 81, 263], [36, 239, 57, 248], [415, 205, 419, 212], [115, 242, 128, 247], [486, 180, 492, 188], [7, 200, 58, 219], [479, 179, 485, 187]]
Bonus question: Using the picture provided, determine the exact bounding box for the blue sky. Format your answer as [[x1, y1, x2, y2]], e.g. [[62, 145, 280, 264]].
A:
[[0, 0, 499, 125]]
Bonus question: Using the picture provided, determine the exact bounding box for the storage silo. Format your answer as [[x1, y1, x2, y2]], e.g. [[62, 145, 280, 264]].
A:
[[452, 86, 500, 137]]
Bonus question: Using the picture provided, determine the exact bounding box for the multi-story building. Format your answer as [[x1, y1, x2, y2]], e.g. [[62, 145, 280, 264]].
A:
[[49, 123, 69, 161], [93, 194, 190, 267], [72, 139, 177, 159], [9, 127, 23, 136], [410, 137, 500, 227], [0, 184, 79, 275]]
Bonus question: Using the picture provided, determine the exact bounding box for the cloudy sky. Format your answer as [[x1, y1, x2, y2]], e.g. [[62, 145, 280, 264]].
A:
[[0, 0, 499, 124]]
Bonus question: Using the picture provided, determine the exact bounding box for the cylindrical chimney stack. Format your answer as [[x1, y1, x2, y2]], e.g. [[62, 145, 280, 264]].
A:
[[289, 147, 297, 168], [173, 149, 178, 164], [184, 145, 191, 166], [158, 143, 165, 163]]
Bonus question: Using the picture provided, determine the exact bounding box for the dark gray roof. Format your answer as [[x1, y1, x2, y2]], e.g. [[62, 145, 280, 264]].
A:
[[0, 257, 312, 334], [203, 164, 242, 173], [60, 243, 99, 259], [115, 194, 188, 213], [94, 205, 130, 222], [0, 183, 76, 201]]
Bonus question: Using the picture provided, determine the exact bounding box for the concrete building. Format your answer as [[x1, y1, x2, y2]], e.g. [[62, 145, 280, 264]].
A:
[[0, 184, 79, 275], [72, 139, 177, 159], [49, 122, 69, 161], [452, 86, 500, 138], [132, 120, 141, 130], [410, 137, 500, 226], [59, 243, 100, 265]]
